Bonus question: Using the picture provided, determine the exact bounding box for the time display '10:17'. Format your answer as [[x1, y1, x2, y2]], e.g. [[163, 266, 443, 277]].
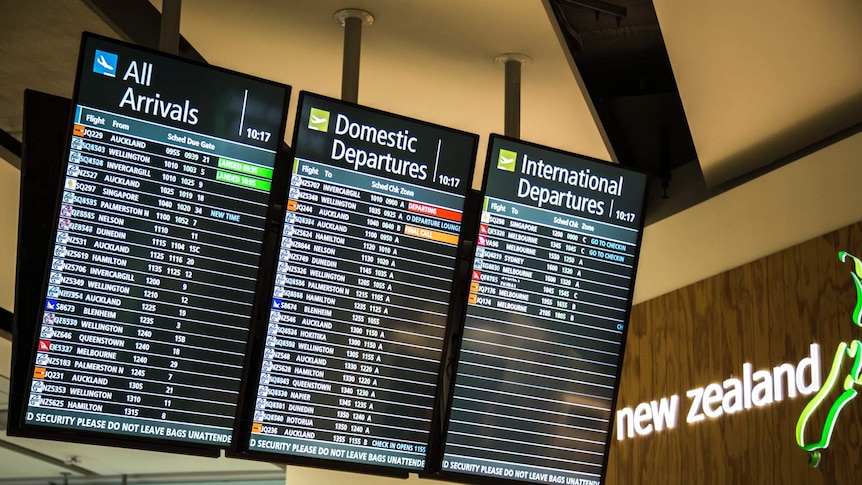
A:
[[246, 128, 272, 143], [437, 174, 461, 188]]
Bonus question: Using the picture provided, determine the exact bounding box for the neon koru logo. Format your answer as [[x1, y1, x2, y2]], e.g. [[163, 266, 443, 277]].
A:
[[795, 251, 862, 467]]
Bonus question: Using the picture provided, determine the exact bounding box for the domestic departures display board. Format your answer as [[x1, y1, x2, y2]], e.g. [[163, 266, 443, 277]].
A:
[[8, 33, 290, 454], [238, 92, 478, 474], [440, 136, 647, 485]]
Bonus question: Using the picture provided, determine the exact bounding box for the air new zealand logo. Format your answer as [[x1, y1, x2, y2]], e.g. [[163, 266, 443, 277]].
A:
[[497, 149, 517, 172], [796, 251, 862, 467]]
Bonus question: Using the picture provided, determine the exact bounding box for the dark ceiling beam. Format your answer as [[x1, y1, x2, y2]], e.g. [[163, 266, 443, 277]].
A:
[[549, 0, 696, 175], [0, 128, 22, 170], [80, 0, 206, 63]]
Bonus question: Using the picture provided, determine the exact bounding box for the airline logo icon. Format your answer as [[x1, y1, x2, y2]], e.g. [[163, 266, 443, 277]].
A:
[[45, 300, 57, 311], [472, 270, 482, 281], [795, 250, 862, 468], [479, 224, 489, 235], [477, 235, 487, 246], [497, 149, 517, 172], [38, 340, 50, 352], [93, 50, 118, 77], [308, 108, 331, 132]]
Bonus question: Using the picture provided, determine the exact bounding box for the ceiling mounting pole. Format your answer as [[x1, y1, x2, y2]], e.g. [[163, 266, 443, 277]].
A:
[[335, 9, 374, 104], [159, 0, 182, 54], [495, 53, 531, 139]]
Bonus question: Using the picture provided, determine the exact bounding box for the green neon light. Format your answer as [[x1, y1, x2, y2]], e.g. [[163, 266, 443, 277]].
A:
[[838, 251, 862, 327], [795, 342, 862, 467], [795, 251, 862, 467]]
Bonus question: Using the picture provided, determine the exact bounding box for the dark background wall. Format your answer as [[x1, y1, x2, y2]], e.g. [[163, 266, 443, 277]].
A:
[[608, 221, 862, 484]]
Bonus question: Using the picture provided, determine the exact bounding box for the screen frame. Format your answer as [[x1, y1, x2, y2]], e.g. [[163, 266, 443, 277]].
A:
[[6, 32, 292, 457], [424, 134, 650, 485], [228, 90, 480, 478]]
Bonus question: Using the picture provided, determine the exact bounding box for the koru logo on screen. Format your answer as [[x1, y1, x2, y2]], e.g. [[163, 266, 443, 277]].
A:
[[308, 107, 331, 132], [497, 149, 517, 172]]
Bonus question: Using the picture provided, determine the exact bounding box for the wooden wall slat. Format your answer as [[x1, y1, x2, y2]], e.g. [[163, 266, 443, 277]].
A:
[[713, 268, 740, 482], [812, 230, 845, 479], [766, 248, 797, 484], [748, 257, 775, 483], [791, 235, 824, 484]]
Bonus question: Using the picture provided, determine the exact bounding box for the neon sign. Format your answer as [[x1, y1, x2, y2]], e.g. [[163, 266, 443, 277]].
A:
[[615, 346, 821, 440], [795, 251, 862, 467]]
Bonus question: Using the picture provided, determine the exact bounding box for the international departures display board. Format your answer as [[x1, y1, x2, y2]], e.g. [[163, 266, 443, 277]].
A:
[[239, 92, 478, 473], [440, 135, 647, 485], [9, 33, 290, 454]]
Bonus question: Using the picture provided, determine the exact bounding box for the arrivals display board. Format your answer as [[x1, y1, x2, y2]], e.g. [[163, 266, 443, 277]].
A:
[[440, 136, 647, 485], [238, 92, 478, 474], [8, 33, 290, 455]]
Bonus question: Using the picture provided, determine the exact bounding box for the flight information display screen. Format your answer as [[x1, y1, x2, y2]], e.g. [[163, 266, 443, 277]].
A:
[[441, 136, 647, 485], [16, 34, 290, 450], [243, 92, 477, 472]]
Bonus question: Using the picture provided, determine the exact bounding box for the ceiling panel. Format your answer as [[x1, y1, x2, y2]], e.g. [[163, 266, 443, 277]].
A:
[[654, 0, 862, 187], [0, 0, 117, 141], [166, 0, 612, 187]]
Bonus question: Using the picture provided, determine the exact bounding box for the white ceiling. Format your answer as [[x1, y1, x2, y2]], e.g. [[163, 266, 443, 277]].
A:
[[655, 0, 862, 187], [159, 0, 613, 187], [0, 0, 116, 141], [0, 0, 860, 483], [0, 0, 615, 188]]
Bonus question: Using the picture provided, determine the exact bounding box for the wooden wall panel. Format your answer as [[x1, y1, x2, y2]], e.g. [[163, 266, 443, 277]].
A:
[[607, 221, 862, 485], [747, 257, 776, 484], [763, 250, 796, 484]]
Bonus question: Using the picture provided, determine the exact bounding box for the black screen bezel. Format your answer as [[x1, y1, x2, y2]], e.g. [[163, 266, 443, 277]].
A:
[[228, 91, 480, 477], [424, 134, 650, 485], [6, 32, 292, 457]]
